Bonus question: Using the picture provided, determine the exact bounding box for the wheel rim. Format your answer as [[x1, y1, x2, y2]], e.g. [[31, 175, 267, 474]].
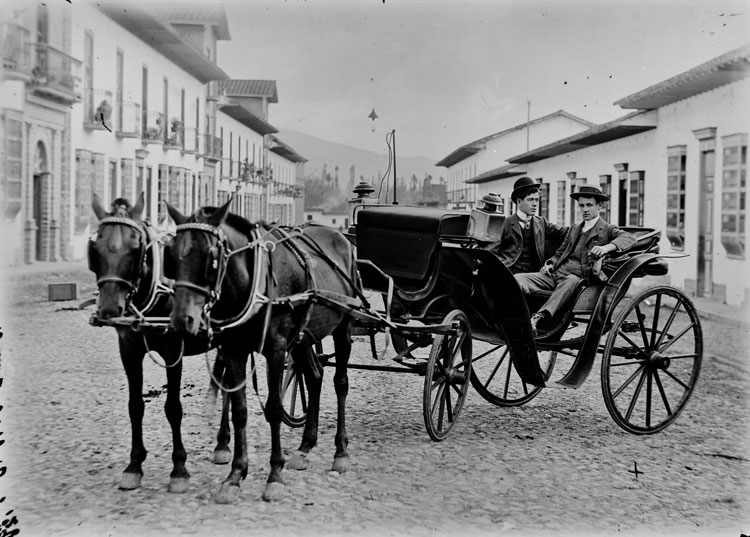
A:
[[423, 310, 472, 441], [601, 286, 702, 434], [281, 352, 307, 428], [470, 342, 556, 407]]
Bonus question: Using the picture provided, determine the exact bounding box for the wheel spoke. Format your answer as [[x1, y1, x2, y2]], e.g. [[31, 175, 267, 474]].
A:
[[480, 347, 508, 390], [431, 382, 446, 419], [612, 364, 646, 400], [472, 344, 502, 364], [653, 370, 673, 417], [663, 353, 698, 360], [616, 330, 649, 359], [444, 385, 454, 423], [503, 354, 513, 398], [654, 300, 682, 349], [645, 368, 653, 428], [624, 367, 648, 421], [658, 322, 696, 353], [634, 304, 650, 350], [661, 366, 690, 390], [649, 293, 662, 348], [610, 358, 647, 367]]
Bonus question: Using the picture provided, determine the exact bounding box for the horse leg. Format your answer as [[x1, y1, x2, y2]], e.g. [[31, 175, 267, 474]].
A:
[[161, 339, 190, 493], [262, 338, 288, 501], [117, 331, 147, 490], [210, 352, 232, 465], [213, 351, 249, 504], [331, 322, 352, 474], [286, 345, 323, 471]]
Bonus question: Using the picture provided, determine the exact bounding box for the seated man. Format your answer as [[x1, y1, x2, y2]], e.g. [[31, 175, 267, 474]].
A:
[[487, 176, 567, 274], [515, 184, 637, 336]]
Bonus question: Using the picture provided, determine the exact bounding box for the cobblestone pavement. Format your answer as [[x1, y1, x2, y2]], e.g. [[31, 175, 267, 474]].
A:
[[0, 264, 748, 537]]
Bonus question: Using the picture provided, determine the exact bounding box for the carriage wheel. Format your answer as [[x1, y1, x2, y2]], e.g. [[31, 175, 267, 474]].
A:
[[280, 350, 309, 428], [601, 286, 702, 434], [423, 310, 472, 441], [391, 328, 433, 361], [470, 343, 556, 406]]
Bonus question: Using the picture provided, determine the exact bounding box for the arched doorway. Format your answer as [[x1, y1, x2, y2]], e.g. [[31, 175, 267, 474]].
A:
[[33, 141, 49, 261]]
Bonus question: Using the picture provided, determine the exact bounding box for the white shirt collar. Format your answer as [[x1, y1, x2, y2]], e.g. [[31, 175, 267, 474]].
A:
[[517, 209, 532, 222], [581, 215, 601, 232]]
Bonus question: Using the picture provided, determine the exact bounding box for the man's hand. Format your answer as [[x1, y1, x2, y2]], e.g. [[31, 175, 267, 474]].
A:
[[590, 244, 615, 258], [540, 263, 553, 274]]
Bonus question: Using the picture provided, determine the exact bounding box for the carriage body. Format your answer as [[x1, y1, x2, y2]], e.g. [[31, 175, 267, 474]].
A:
[[351, 204, 702, 436]]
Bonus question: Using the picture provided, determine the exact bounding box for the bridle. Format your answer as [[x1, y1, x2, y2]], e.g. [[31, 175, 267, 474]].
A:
[[89, 216, 161, 314]]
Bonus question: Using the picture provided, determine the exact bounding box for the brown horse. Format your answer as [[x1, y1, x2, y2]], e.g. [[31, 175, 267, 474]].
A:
[[165, 199, 360, 503], [88, 193, 232, 493]]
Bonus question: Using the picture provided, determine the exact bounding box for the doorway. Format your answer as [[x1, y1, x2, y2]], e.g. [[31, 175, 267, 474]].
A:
[[696, 148, 715, 297]]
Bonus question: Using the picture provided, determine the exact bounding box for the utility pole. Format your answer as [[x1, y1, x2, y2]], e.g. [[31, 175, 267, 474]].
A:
[[526, 100, 531, 151]]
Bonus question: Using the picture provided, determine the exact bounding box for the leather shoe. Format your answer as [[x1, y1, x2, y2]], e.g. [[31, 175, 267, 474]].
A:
[[530, 311, 549, 337]]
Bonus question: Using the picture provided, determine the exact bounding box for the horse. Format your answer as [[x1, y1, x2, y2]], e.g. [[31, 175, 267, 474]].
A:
[[164, 198, 361, 503], [87, 193, 233, 493]]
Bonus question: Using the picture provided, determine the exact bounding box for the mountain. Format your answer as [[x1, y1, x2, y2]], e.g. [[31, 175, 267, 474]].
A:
[[276, 128, 445, 192]]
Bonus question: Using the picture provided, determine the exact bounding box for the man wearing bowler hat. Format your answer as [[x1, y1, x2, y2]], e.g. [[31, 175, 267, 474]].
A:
[[515, 184, 636, 336], [487, 176, 568, 274]]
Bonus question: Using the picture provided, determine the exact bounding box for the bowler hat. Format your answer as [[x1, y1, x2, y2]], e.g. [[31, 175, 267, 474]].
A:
[[570, 184, 609, 202], [511, 176, 540, 201]]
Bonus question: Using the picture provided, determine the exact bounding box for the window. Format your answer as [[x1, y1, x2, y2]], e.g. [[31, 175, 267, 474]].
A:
[[84, 31, 94, 124], [599, 175, 612, 222], [116, 49, 123, 132], [569, 177, 586, 225], [629, 171, 645, 226], [721, 133, 747, 258], [556, 180, 566, 225], [307, 214, 313, 221], [108, 159, 118, 203], [141, 66, 148, 134], [163, 77, 169, 143], [539, 181, 549, 219], [666, 147, 686, 250]]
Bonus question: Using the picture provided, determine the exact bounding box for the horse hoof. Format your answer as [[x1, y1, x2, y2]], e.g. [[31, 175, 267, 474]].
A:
[[262, 482, 285, 502], [118, 472, 142, 490], [331, 456, 350, 474], [213, 483, 240, 504], [286, 451, 309, 471], [213, 447, 232, 465], [168, 477, 190, 494]]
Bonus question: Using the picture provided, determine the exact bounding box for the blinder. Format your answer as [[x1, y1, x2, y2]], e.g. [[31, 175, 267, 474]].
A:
[[163, 242, 175, 280], [87, 238, 99, 273]]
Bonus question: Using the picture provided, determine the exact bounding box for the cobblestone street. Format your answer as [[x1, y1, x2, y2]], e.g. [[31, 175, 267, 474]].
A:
[[0, 263, 748, 537]]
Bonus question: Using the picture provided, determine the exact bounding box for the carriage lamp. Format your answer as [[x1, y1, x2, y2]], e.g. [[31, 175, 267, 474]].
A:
[[467, 193, 506, 243]]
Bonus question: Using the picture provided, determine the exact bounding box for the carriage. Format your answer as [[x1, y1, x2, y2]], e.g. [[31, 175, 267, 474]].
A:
[[279, 203, 702, 440]]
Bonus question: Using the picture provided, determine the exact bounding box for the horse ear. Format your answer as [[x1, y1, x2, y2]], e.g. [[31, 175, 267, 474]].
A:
[[209, 196, 233, 227], [130, 192, 145, 221], [165, 201, 187, 225], [92, 193, 108, 220]]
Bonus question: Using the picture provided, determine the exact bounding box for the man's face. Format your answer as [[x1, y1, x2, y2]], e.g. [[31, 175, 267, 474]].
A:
[[517, 191, 539, 215], [577, 197, 601, 221]]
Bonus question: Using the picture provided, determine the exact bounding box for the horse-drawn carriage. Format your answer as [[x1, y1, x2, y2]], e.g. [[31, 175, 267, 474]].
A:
[[86, 195, 702, 501]]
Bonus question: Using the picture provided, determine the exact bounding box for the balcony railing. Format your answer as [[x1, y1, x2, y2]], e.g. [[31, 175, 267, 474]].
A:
[[83, 88, 113, 130], [142, 110, 165, 143], [165, 117, 184, 149], [29, 42, 82, 103], [182, 127, 199, 153], [1, 23, 31, 81], [200, 133, 222, 160], [116, 101, 141, 138]]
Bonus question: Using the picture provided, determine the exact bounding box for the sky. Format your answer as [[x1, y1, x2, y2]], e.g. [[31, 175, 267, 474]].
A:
[[216, 0, 750, 160]]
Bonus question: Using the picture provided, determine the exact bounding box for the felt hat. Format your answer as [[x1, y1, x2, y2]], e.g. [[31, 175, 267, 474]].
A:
[[570, 184, 610, 202], [511, 176, 540, 201]]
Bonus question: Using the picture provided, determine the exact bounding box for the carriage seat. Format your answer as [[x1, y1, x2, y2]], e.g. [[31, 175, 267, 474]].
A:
[[603, 227, 667, 277], [356, 206, 469, 281]]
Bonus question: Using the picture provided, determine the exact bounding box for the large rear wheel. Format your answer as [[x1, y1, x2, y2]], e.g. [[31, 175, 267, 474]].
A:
[[423, 310, 472, 441], [601, 286, 702, 434]]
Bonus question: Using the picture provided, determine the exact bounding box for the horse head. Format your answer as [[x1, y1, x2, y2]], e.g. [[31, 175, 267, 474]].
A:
[[88, 192, 148, 320], [165, 198, 252, 336]]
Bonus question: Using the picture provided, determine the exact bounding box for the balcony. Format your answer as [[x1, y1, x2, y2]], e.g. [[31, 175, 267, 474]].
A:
[[29, 42, 82, 104], [165, 117, 184, 150], [141, 110, 165, 144], [1, 23, 31, 82], [206, 80, 229, 104], [83, 89, 113, 130], [116, 101, 141, 138], [182, 127, 199, 153], [200, 133, 222, 161]]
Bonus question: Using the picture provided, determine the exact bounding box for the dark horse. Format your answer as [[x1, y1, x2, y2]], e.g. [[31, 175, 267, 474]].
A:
[[165, 199, 360, 502], [88, 193, 233, 493]]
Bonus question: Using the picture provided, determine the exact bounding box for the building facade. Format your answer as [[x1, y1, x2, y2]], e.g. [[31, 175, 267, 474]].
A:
[[0, 1, 304, 265], [452, 46, 750, 308]]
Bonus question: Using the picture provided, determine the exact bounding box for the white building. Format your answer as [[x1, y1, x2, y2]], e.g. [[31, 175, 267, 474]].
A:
[[448, 45, 750, 308], [436, 110, 594, 212], [0, 1, 305, 265]]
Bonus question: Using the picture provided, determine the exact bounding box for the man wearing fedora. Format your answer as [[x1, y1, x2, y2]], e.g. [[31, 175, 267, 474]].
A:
[[487, 176, 568, 274], [515, 184, 637, 336]]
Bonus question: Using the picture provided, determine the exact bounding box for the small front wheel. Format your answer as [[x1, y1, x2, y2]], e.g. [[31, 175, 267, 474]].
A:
[[423, 310, 473, 441], [601, 286, 702, 434], [280, 350, 309, 428]]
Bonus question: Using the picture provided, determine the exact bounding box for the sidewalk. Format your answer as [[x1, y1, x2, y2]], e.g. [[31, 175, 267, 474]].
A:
[[1, 260, 749, 327]]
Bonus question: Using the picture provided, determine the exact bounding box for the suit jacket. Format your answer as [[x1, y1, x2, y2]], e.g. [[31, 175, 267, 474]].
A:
[[547, 217, 637, 280], [487, 214, 568, 270]]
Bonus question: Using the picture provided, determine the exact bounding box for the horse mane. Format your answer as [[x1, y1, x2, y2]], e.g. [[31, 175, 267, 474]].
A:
[[189, 206, 261, 238]]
